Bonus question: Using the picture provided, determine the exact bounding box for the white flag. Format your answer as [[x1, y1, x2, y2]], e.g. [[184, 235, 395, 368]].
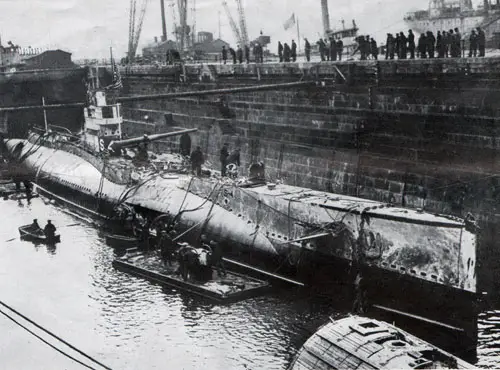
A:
[[283, 13, 296, 30]]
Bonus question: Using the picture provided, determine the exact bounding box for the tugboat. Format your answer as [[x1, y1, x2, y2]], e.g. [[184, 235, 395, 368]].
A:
[[1, 85, 480, 351]]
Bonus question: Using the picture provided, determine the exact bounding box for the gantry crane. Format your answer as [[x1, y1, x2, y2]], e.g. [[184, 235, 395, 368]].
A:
[[235, 0, 248, 46], [128, 0, 150, 63], [222, 1, 242, 46], [177, 0, 188, 50]]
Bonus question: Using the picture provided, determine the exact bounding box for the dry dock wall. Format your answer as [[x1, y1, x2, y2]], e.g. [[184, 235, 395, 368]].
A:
[[119, 59, 500, 293], [0, 68, 88, 137]]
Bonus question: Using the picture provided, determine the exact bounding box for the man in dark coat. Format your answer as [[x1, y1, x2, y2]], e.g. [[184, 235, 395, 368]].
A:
[[399, 32, 407, 59], [427, 31, 436, 58], [469, 30, 478, 57], [283, 43, 291, 62], [385, 33, 393, 60], [229, 47, 237, 64], [190, 146, 204, 176], [222, 46, 228, 64], [278, 41, 284, 62], [443, 30, 450, 57], [220, 143, 229, 177], [454, 28, 462, 58], [317, 39, 326, 61], [408, 30, 415, 59], [291, 40, 297, 62], [244, 44, 250, 63], [44, 220, 57, 240], [236, 45, 243, 64], [337, 39, 343, 60], [477, 27, 486, 57], [330, 37, 337, 61], [395, 33, 400, 58], [436, 31, 444, 58], [370, 38, 378, 60], [304, 38, 311, 62], [418, 33, 427, 58]]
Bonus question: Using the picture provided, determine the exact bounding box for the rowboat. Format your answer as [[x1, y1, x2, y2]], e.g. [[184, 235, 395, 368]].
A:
[[104, 233, 141, 249], [18, 225, 61, 244], [289, 315, 474, 369]]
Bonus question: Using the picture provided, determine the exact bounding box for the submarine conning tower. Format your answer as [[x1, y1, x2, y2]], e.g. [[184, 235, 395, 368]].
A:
[[82, 90, 123, 153]]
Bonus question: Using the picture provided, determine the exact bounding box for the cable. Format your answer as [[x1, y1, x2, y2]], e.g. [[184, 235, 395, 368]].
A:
[[0, 300, 112, 370], [0, 308, 97, 370]]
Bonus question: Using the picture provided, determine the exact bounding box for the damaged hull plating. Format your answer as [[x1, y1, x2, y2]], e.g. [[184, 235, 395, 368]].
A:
[[3, 137, 479, 347]]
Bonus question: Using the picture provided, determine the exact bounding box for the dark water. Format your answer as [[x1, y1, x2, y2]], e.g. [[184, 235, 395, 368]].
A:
[[0, 197, 499, 369]]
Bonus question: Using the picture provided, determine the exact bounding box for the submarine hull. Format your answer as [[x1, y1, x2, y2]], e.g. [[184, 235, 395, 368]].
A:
[[3, 138, 480, 356]]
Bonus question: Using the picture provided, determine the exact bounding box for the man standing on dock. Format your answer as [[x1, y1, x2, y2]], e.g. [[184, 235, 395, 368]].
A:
[[222, 45, 228, 64], [245, 44, 250, 64], [237, 45, 243, 64], [477, 27, 486, 57], [229, 47, 237, 64], [291, 40, 297, 62], [408, 30, 415, 59], [304, 38, 311, 62], [278, 41, 284, 62], [317, 39, 326, 61], [220, 143, 229, 177]]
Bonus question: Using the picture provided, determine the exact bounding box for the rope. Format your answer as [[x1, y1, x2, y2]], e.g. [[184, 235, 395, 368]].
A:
[[0, 300, 112, 370]]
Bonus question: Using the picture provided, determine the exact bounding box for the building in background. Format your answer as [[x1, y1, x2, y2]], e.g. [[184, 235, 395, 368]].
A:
[[21, 50, 74, 70]]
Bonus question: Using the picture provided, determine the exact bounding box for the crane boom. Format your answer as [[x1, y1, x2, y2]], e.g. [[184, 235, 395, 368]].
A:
[[128, 0, 149, 64], [128, 0, 137, 61], [222, 1, 242, 46], [235, 0, 248, 46], [133, 0, 149, 54]]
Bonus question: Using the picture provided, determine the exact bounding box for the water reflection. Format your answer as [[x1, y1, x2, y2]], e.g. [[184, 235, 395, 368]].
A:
[[1, 197, 500, 369]]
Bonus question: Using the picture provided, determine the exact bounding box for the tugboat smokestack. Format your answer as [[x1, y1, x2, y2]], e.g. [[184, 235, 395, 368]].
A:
[[321, 0, 331, 36]]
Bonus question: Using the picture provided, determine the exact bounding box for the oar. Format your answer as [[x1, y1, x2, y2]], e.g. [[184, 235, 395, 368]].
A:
[[58, 223, 79, 228], [5, 238, 17, 243]]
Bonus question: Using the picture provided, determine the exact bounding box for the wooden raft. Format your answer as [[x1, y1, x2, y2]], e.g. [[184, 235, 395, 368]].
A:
[[112, 251, 270, 303], [289, 315, 475, 370]]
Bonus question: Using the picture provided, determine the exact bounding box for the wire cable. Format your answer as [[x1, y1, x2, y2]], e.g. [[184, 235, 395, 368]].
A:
[[0, 308, 97, 370], [0, 300, 112, 370]]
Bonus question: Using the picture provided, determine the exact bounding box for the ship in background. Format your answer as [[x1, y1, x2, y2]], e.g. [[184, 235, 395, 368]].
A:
[[404, 0, 500, 42]]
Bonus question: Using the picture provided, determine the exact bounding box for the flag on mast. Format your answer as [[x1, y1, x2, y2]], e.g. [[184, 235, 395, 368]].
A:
[[106, 49, 123, 91], [284, 13, 296, 31]]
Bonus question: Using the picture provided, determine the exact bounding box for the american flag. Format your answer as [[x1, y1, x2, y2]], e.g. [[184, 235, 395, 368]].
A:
[[106, 60, 123, 91]]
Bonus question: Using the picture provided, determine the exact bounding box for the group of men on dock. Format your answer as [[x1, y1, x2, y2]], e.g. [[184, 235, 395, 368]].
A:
[[221, 43, 264, 65], [218, 27, 487, 64], [384, 27, 486, 60]]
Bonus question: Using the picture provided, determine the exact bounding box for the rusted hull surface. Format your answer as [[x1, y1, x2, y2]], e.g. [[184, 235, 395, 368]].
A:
[[186, 177, 477, 294]]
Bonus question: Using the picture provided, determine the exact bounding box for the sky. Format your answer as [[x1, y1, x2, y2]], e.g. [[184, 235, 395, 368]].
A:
[[0, 0, 486, 59]]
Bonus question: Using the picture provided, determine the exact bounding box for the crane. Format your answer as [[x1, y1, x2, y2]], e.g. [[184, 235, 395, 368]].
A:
[[177, 0, 188, 50], [235, 0, 248, 46], [168, 0, 178, 44], [128, 0, 150, 63], [222, 1, 242, 46]]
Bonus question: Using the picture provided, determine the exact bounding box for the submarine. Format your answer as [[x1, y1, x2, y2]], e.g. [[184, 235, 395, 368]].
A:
[[2, 88, 480, 353]]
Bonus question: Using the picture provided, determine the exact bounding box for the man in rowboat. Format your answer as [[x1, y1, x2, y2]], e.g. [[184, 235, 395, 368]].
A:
[[28, 219, 42, 234], [43, 220, 57, 241]]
